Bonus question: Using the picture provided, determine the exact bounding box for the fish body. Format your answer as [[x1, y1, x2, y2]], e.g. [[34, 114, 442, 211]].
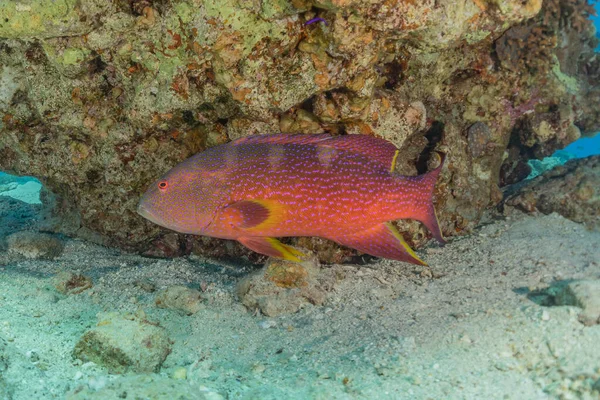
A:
[[138, 133, 445, 265]]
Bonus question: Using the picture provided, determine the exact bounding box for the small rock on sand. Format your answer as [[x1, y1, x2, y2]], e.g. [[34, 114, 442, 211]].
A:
[[6, 231, 64, 260], [155, 285, 204, 315], [73, 311, 171, 374], [53, 271, 93, 295]]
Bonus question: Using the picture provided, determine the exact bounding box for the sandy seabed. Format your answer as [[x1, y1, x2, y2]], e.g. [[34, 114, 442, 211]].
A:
[[0, 210, 599, 400]]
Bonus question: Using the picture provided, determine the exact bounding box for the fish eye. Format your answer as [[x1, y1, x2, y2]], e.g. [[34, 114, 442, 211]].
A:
[[158, 180, 168, 191]]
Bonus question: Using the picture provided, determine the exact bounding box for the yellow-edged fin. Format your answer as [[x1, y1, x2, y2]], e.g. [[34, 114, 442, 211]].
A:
[[333, 223, 427, 265], [384, 222, 426, 265], [238, 236, 305, 262], [266, 238, 305, 261], [390, 150, 399, 173], [223, 199, 287, 232], [251, 200, 287, 231]]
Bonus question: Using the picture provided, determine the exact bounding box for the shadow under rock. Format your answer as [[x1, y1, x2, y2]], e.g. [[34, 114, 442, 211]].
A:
[[0, 196, 42, 245], [514, 279, 577, 307]]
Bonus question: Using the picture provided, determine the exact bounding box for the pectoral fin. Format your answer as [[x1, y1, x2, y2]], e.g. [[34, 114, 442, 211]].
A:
[[223, 200, 285, 231], [334, 222, 426, 265], [238, 236, 305, 262]]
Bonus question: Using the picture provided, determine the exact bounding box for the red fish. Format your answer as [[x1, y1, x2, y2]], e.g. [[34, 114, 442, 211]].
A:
[[137, 133, 446, 265]]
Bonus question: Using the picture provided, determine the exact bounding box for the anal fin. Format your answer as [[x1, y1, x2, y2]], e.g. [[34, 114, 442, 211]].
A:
[[334, 223, 426, 265], [238, 236, 305, 262]]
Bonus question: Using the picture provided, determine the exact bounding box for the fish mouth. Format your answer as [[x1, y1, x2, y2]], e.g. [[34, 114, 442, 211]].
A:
[[137, 203, 159, 224]]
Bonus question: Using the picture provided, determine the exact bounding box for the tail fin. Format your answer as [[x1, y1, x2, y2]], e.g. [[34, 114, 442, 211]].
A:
[[413, 152, 446, 244]]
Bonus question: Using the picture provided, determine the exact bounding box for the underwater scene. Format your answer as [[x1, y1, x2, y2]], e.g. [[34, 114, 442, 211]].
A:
[[1, 0, 600, 399]]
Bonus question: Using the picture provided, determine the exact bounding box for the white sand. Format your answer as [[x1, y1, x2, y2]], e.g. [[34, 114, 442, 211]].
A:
[[0, 210, 599, 399]]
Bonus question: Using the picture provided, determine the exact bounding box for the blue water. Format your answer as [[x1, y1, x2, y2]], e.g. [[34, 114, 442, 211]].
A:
[[564, 134, 600, 158], [594, 0, 600, 49]]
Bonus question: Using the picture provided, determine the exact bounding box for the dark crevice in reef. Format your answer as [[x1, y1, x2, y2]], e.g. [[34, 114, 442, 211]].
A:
[[299, 95, 316, 112], [380, 58, 406, 90], [182, 110, 196, 125], [416, 121, 444, 174], [499, 125, 534, 187], [88, 54, 107, 75], [24, 42, 47, 65], [336, 124, 348, 136], [124, 0, 173, 16]]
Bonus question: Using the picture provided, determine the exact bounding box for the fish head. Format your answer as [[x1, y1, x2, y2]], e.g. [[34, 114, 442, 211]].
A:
[[137, 158, 225, 234]]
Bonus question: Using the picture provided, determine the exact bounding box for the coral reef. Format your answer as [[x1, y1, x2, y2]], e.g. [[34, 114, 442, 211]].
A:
[[0, 0, 597, 260], [504, 155, 600, 230]]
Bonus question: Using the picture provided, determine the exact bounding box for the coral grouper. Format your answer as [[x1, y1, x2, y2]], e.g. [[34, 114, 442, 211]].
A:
[[138, 133, 446, 265]]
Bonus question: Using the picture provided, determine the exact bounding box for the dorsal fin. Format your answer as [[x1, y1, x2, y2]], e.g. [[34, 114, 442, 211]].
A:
[[231, 133, 400, 172]]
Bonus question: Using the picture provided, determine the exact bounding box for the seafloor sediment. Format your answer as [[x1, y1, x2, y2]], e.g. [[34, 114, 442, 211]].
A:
[[0, 210, 598, 399]]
